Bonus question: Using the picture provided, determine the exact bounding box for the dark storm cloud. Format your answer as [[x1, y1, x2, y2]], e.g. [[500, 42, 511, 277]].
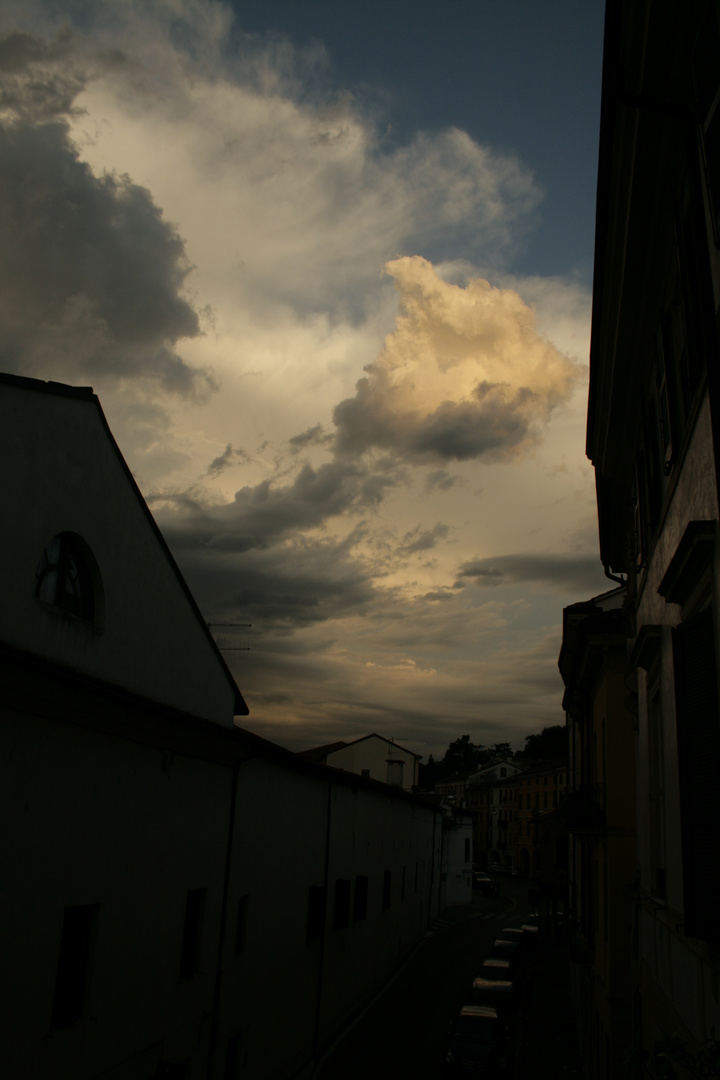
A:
[[333, 378, 537, 464], [152, 458, 395, 556], [457, 553, 605, 592], [0, 29, 89, 122], [0, 33, 213, 397], [161, 527, 377, 630]]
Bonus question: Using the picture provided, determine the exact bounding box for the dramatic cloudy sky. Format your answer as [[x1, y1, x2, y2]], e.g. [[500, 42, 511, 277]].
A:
[[0, 0, 608, 759]]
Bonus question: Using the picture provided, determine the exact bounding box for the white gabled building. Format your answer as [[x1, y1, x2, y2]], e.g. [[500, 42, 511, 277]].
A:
[[299, 732, 421, 790], [1, 374, 445, 1080]]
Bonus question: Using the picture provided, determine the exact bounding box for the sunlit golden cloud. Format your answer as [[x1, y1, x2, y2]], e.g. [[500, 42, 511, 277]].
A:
[[334, 256, 578, 463]]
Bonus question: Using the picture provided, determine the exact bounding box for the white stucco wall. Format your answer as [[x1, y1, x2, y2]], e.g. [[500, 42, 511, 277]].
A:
[[2, 682, 443, 1080], [440, 815, 473, 909], [326, 736, 419, 790]]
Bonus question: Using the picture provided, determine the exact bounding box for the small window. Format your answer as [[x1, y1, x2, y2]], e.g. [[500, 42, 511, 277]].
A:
[[234, 895, 248, 956], [333, 879, 351, 930], [179, 888, 206, 979], [35, 533, 100, 624], [157, 1062, 189, 1079], [361, 768, 370, 778], [306, 885, 326, 942], [51, 903, 99, 1029], [382, 869, 392, 911], [224, 1034, 241, 1080], [353, 876, 368, 921]]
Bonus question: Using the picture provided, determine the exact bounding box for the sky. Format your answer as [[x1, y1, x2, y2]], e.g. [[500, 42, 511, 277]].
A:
[[0, 0, 608, 760]]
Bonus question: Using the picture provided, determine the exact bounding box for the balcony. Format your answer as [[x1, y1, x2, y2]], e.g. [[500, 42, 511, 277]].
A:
[[561, 784, 606, 830]]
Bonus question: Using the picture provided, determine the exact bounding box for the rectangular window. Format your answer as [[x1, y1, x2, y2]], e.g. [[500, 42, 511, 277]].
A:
[[234, 895, 248, 956], [673, 606, 720, 941], [51, 903, 99, 1029], [333, 878, 351, 930], [306, 885, 326, 942], [157, 1062, 189, 1079], [382, 869, 392, 911], [224, 1034, 241, 1080], [694, 5, 720, 240], [353, 876, 368, 921], [464, 838, 471, 863], [179, 888, 206, 979]]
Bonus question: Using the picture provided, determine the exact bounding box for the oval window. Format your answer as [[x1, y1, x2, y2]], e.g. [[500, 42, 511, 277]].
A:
[[34, 533, 98, 624]]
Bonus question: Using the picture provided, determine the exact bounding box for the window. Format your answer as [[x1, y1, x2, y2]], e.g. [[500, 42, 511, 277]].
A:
[[35, 533, 100, 624], [157, 1063, 189, 1079], [353, 876, 368, 921], [234, 895, 248, 956], [179, 889, 206, 979], [333, 879, 351, 930], [382, 870, 392, 910], [306, 885, 326, 942], [673, 605, 720, 941], [224, 1034, 241, 1080], [361, 769, 370, 778], [464, 838, 471, 863], [51, 904, 99, 1029], [694, 5, 720, 242]]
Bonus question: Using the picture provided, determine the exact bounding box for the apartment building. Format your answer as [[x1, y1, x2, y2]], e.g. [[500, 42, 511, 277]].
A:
[[585, 1, 720, 1072]]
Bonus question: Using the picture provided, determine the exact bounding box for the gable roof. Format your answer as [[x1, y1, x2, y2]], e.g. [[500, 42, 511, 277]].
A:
[[299, 732, 422, 761], [297, 740, 349, 763], [0, 372, 247, 717]]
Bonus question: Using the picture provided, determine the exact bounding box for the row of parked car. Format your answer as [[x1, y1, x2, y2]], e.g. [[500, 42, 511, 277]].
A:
[[444, 915, 539, 1076]]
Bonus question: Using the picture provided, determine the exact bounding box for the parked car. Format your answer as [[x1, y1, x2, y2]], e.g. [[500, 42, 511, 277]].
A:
[[471, 976, 515, 1015], [444, 1004, 509, 1076], [520, 914, 539, 941], [497, 927, 525, 944], [491, 937, 522, 961], [473, 873, 499, 897], [477, 958, 513, 982]]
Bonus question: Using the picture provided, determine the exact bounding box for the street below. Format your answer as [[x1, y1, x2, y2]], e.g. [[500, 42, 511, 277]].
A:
[[315, 875, 536, 1079]]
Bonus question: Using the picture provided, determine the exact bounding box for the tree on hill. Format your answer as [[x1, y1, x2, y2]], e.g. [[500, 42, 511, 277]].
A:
[[443, 734, 491, 774], [417, 736, 520, 788], [517, 724, 567, 762]]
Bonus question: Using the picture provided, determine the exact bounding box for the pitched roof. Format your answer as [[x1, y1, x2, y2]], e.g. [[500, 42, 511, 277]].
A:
[[299, 732, 422, 760], [0, 372, 247, 716]]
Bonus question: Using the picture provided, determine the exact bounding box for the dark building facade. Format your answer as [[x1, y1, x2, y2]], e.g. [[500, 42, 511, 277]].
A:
[[586, 1, 720, 1073]]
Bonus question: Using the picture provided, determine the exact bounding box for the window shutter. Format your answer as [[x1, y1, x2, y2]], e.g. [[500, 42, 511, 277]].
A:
[[673, 606, 720, 940]]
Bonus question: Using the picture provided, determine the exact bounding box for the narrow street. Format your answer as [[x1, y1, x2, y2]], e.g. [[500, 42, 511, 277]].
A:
[[314, 875, 550, 1079]]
